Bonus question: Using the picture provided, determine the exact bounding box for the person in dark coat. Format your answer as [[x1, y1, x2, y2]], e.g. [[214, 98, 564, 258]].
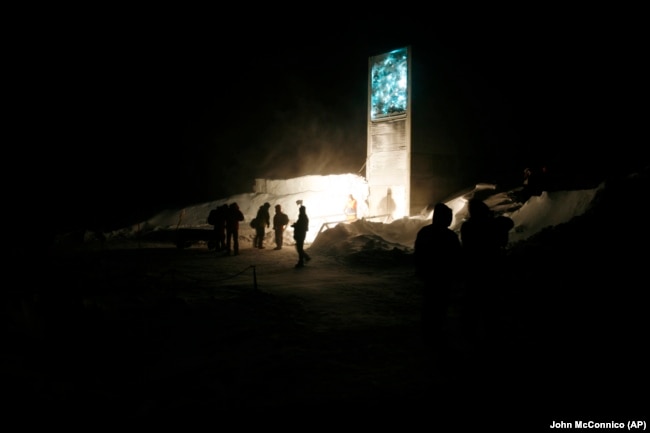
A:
[[207, 206, 219, 250], [292, 205, 311, 268], [414, 202, 462, 349], [272, 204, 290, 250], [254, 202, 271, 249], [460, 198, 513, 345], [460, 199, 513, 268], [225, 202, 244, 256], [214, 203, 228, 252]]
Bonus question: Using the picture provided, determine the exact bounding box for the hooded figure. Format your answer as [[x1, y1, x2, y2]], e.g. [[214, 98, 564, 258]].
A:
[[414, 202, 462, 347], [460, 198, 513, 345], [292, 205, 311, 268], [225, 202, 244, 256], [272, 204, 290, 250], [254, 202, 271, 249]]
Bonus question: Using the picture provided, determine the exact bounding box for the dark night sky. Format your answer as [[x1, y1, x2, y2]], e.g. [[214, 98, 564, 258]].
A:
[[9, 7, 645, 232]]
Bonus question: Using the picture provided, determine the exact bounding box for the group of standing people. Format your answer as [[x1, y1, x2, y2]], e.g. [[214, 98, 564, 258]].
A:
[[208, 201, 311, 268], [251, 202, 292, 251], [208, 202, 244, 256], [414, 198, 514, 353]]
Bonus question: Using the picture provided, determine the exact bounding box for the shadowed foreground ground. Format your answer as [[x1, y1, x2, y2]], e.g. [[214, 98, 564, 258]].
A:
[[6, 245, 435, 420], [5, 242, 646, 428]]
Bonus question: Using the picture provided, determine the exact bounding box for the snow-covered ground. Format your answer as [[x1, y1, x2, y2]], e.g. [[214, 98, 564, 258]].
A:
[[89, 173, 602, 252]]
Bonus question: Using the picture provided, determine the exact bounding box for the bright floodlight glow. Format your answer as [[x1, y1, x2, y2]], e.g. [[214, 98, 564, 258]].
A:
[[252, 174, 370, 245], [370, 47, 408, 120]]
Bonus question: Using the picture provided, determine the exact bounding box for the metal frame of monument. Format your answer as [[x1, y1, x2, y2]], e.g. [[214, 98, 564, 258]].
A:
[[366, 46, 412, 221]]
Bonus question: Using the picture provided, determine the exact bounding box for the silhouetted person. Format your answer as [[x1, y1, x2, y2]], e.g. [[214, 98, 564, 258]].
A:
[[215, 203, 228, 251], [254, 202, 271, 249], [379, 188, 397, 223], [207, 207, 217, 250], [462, 199, 513, 256], [292, 205, 311, 268], [494, 213, 515, 251], [414, 203, 462, 350], [208, 204, 228, 252], [272, 204, 289, 250], [461, 199, 498, 259], [460, 198, 513, 346], [225, 202, 244, 256]]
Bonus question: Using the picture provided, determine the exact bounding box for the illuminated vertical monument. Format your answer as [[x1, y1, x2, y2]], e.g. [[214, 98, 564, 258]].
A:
[[367, 46, 411, 220]]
